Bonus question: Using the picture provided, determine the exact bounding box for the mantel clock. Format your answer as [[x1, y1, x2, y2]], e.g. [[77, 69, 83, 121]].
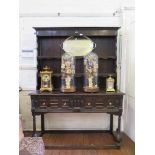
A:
[[40, 66, 53, 92]]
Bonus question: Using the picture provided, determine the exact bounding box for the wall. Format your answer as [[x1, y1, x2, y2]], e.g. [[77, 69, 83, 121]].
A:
[[19, 0, 135, 141], [120, 8, 135, 141], [20, 0, 122, 15]]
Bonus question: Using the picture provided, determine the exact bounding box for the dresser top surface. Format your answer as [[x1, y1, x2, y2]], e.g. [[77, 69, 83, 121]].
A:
[[29, 90, 124, 96]]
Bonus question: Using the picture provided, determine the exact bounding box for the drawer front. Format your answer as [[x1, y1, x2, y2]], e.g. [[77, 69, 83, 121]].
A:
[[32, 96, 59, 110], [94, 96, 122, 110]]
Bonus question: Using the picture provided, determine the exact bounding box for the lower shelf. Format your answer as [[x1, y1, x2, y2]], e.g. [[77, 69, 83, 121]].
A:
[[42, 132, 121, 149], [45, 143, 120, 149]]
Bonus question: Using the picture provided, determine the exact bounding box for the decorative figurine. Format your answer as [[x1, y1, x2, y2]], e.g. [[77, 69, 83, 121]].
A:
[[40, 66, 53, 92], [106, 75, 115, 92], [61, 53, 76, 92], [84, 52, 99, 92]]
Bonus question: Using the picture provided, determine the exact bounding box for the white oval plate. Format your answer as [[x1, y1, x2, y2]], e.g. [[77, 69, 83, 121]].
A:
[[62, 36, 95, 56]]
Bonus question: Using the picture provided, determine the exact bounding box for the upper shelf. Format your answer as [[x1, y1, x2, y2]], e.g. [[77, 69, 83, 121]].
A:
[[37, 56, 117, 60], [34, 27, 120, 37]]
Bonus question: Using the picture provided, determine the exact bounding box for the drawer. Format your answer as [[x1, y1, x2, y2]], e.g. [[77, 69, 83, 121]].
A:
[[94, 96, 122, 109], [32, 98, 48, 108], [32, 97, 59, 109], [106, 99, 121, 108]]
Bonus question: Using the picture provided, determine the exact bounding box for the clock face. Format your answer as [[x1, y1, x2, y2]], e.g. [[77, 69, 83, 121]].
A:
[[42, 74, 50, 82]]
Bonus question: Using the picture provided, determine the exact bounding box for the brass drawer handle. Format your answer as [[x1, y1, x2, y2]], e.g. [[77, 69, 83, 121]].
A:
[[107, 102, 115, 109], [109, 102, 112, 106], [40, 102, 47, 108], [64, 102, 67, 106], [88, 102, 91, 106], [42, 102, 46, 106]]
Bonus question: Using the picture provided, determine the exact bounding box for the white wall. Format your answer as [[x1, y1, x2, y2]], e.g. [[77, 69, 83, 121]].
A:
[[20, 0, 122, 15], [120, 8, 135, 141], [19, 0, 135, 141]]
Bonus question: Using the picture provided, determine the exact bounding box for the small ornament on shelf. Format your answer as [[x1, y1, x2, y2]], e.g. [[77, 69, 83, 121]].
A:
[[106, 75, 115, 92], [40, 66, 53, 92]]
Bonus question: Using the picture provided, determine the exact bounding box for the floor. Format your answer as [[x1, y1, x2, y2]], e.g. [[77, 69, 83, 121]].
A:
[[25, 132, 135, 155]]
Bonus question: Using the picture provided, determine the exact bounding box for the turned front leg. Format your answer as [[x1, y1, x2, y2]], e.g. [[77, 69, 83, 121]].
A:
[[116, 115, 122, 142], [110, 114, 113, 133], [32, 114, 37, 137], [41, 114, 45, 135]]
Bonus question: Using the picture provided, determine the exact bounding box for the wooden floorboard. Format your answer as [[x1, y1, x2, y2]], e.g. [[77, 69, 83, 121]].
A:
[[24, 132, 135, 155]]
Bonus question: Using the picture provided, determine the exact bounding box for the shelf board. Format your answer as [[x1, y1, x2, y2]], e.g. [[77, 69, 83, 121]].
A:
[[74, 73, 117, 77], [37, 56, 116, 60], [40, 73, 117, 77], [37, 56, 61, 59], [99, 56, 116, 60]]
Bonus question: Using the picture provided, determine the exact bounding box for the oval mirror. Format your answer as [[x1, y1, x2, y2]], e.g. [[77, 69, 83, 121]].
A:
[[61, 35, 95, 56]]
